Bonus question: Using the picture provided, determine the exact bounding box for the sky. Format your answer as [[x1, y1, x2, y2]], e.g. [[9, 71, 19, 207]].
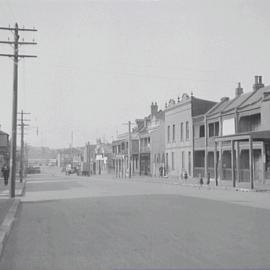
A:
[[0, 0, 270, 148]]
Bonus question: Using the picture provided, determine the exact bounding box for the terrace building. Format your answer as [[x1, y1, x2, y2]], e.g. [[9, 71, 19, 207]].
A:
[[165, 93, 216, 178], [112, 102, 165, 177], [193, 76, 270, 188]]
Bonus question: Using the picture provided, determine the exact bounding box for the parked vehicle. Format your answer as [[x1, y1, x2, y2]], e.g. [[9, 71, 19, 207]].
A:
[[26, 166, 41, 174], [65, 164, 80, 176]]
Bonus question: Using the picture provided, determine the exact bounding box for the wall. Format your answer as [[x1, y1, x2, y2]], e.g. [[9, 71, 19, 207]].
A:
[[222, 118, 235, 136]]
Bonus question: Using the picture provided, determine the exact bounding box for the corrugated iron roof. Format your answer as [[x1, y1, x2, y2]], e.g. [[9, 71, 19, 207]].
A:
[[207, 85, 270, 116], [207, 98, 231, 115], [238, 85, 270, 109]]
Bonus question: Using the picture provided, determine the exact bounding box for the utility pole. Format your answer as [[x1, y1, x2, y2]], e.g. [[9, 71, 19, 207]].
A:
[[128, 121, 131, 178], [123, 121, 134, 178], [0, 23, 37, 197], [70, 131, 73, 166], [17, 110, 30, 183]]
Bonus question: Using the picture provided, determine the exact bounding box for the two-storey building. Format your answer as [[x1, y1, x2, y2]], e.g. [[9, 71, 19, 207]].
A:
[[165, 93, 216, 178], [133, 102, 165, 176], [112, 102, 165, 177], [112, 132, 129, 178], [194, 76, 270, 188], [0, 130, 9, 168]]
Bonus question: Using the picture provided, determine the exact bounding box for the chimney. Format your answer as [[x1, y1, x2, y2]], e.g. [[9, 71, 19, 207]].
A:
[[253, 75, 264, 91], [151, 102, 158, 116], [144, 117, 147, 127], [220, 97, 229, 102], [235, 82, 243, 97]]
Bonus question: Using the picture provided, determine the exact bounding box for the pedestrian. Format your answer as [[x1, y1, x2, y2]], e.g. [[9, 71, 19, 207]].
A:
[[199, 173, 203, 187], [1, 164, 9, 186], [159, 166, 163, 177], [207, 172, 210, 186]]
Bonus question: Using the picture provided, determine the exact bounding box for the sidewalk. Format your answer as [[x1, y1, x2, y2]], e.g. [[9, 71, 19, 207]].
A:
[[0, 178, 25, 258], [0, 179, 26, 198], [113, 173, 270, 193]]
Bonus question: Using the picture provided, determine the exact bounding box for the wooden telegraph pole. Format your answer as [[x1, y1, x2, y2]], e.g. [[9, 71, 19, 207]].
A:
[[0, 23, 37, 197], [123, 121, 134, 178], [17, 110, 31, 183]]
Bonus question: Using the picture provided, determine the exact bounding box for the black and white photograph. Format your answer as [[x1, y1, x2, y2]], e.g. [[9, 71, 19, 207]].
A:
[[0, 0, 270, 269]]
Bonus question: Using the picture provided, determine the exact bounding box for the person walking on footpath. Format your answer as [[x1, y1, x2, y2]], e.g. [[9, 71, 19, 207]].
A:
[[1, 164, 10, 186], [159, 166, 163, 177], [199, 173, 203, 188]]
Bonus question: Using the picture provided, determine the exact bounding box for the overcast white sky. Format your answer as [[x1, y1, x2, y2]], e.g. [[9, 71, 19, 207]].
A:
[[0, 0, 270, 148]]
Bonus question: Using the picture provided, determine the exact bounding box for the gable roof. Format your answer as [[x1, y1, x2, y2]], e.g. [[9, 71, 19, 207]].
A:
[[238, 85, 270, 110], [206, 85, 270, 117], [0, 130, 9, 136]]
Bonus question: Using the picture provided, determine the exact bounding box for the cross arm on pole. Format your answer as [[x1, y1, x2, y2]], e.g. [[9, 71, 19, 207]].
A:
[[0, 54, 37, 58], [19, 54, 37, 58], [0, 26, 37, 32], [0, 41, 38, 45], [0, 53, 14, 57]]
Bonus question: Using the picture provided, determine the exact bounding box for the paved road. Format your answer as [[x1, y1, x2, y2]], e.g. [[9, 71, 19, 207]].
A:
[[1, 169, 270, 269]]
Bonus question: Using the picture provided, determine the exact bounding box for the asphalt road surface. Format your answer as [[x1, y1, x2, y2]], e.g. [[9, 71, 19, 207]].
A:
[[1, 168, 270, 270]]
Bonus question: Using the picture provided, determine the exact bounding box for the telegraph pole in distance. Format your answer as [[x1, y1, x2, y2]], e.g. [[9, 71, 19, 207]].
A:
[[17, 110, 31, 183], [0, 23, 37, 197], [123, 121, 134, 178], [128, 121, 131, 178]]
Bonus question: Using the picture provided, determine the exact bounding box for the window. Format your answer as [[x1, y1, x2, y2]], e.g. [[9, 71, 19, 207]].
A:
[[188, 152, 191, 175], [172, 124, 175, 142], [167, 126, 170, 143], [214, 122, 219, 136], [182, 151, 185, 170], [209, 122, 219, 137], [239, 114, 261, 133], [209, 123, 214, 137], [180, 122, 183, 141], [171, 152, 175, 170], [186, 121, 189, 140], [199, 125, 205, 138]]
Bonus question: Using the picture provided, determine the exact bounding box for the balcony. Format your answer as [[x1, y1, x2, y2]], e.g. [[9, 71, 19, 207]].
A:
[[194, 137, 205, 149], [140, 145, 150, 153]]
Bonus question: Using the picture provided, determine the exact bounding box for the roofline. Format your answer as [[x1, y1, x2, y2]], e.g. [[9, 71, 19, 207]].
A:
[[206, 98, 228, 116]]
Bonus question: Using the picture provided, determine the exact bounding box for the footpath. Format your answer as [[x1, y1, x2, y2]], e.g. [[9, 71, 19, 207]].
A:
[[114, 173, 270, 193], [0, 178, 26, 257]]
